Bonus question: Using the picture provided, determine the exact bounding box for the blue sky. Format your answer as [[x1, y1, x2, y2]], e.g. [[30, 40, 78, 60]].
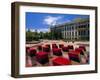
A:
[[26, 12, 89, 32]]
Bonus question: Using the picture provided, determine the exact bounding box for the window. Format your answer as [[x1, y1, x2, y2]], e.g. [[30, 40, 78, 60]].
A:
[[72, 26, 74, 30], [72, 32, 74, 36], [75, 32, 77, 36]]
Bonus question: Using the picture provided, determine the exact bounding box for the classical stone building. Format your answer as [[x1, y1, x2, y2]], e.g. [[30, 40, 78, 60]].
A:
[[50, 19, 89, 41]]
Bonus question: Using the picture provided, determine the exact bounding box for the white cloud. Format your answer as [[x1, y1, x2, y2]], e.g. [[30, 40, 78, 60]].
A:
[[59, 19, 71, 24], [38, 28, 49, 33], [30, 29, 35, 32], [26, 28, 35, 32], [26, 28, 49, 33], [43, 16, 63, 26]]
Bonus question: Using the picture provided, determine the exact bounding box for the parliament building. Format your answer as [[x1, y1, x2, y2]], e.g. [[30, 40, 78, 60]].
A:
[[50, 19, 89, 41]]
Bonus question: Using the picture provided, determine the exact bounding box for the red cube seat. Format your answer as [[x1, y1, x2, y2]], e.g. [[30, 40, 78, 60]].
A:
[[79, 45, 86, 51], [68, 50, 80, 62], [43, 46, 50, 52], [52, 57, 71, 66], [52, 44, 58, 48], [52, 48, 62, 56], [37, 45, 42, 51], [62, 46, 69, 52], [45, 44, 50, 49], [59, 44, 64, 48], [68, 45, 74, 49], [75, 48, 84, 55], [28, 48, 37, 57], [36, 51, 49, 64]]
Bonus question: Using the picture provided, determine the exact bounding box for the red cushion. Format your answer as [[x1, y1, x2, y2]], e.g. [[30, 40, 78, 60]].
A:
[[52, 48, 62, 56], [69, 50, 80, 55], [28, 48, 37, 54], [36, 51, 48, 58], [75, 48, 84, 52], [37, 51, 47, 55], [36, 51, 49, 64], [52, 48, 61, 53], [52, 57, 71, 65]]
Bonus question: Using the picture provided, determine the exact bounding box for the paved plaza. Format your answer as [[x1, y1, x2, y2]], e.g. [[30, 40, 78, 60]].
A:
[[26, 40, 89, 67]]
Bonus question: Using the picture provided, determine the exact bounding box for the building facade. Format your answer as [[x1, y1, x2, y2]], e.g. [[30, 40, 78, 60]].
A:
[[50, 19, 89, 41]]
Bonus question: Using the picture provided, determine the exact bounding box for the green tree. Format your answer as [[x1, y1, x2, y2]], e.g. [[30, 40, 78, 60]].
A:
[[26, 31, 34, 41]]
